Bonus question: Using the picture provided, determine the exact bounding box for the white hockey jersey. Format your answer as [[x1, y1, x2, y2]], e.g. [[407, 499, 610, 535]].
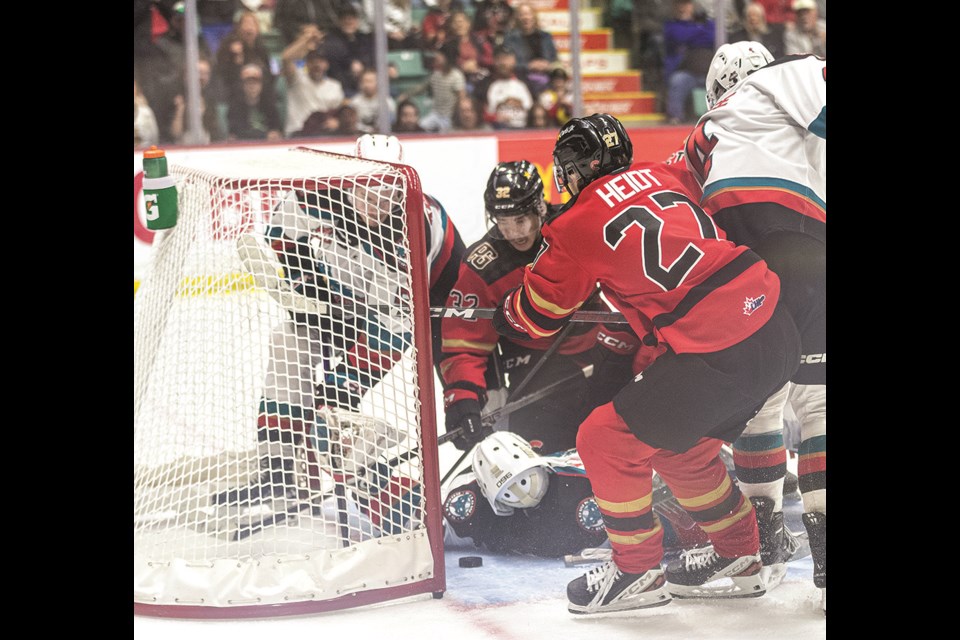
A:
[[684, 54, 826, 225]]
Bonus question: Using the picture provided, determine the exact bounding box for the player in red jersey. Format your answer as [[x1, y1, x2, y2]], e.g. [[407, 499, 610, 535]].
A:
[[491, 114, 801, 615], [440, 160, 645, 454]]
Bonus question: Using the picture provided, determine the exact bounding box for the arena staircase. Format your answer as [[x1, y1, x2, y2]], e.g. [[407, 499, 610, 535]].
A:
[[533, 0, 663, 124]]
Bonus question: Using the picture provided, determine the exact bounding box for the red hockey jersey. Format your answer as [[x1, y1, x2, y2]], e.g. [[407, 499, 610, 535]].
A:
[[504, 162, 781, 354]]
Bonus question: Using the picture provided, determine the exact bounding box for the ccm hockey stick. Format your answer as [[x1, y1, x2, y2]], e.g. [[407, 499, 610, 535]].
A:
[[237, 236, 628, 324], [430, 307, 627, 324]]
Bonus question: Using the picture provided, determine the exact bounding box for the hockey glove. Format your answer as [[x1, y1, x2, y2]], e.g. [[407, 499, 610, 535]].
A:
[[444, 396, 490, 451], [492, 287, 535, 341]]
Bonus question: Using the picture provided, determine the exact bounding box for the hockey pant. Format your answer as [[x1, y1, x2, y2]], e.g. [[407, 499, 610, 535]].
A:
[[577, 402, 758, 574]]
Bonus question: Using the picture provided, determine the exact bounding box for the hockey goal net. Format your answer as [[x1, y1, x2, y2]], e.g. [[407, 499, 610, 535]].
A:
[[134, 147, 445, 618]]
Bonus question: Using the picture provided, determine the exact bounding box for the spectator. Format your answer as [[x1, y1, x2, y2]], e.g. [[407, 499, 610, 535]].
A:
[[421, 0, 459, 51], [226, 63, 284, 141], [272, 0, 349, 46], [397, 50, 467, 133], [502, 2, 558, 96], [306, 103, 365, 137], [196, 1, 242, 49], [152, 1, 214, 142], [753, 0, 794, 24], [169, 58, 227, 144], [337, 103, 364, 136], [729, 2, 786, 60], [662, 0, 715, 125], [324, 4, 375, 98], [451, 95, 492, 131], [441, 9, 495, 95], [537, 66, 573, 127], [213, 20, 277, 106], [474, 46, 534, 130], [784, 0, 825, 57], [361, 0, 420, 50], [631, 1, 670, 95], [349, 68, 397, 133], [394, 99, 426, 133], [233, 9, 275, 78], [134, 77, 160, 149], [214, 32, 250, 103], [472, 0, 514, 48], [134, 0, 171, 126], [282, 28, 346, 137], [526, 103, 550, 129]]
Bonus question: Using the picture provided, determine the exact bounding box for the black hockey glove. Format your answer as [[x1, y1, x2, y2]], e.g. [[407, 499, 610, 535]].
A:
[[492, 287, 535, 341], [444, 397, 490, 451]]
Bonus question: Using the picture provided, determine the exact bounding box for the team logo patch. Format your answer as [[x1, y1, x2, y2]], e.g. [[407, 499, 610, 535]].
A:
[[742, 294, 766, 316], [577, 497, 604, 533], [444, 488, 478, 523], [467, 242, 498, 270]]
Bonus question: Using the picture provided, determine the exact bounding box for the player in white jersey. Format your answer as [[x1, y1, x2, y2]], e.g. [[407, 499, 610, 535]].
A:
[[252, 135, 465, 516], [683, 42, 826, 614]]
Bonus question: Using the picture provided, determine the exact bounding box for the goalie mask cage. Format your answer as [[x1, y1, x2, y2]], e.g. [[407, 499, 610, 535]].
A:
[[134, 147, 445, 618]]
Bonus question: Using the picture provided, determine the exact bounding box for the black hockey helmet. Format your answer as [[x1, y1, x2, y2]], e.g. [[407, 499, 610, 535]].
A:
[[483, 160, 548, 235], [552, 113, 633, 195]]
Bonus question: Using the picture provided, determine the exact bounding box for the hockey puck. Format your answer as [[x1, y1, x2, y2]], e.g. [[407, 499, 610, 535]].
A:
[[459, 556, 483, 568]]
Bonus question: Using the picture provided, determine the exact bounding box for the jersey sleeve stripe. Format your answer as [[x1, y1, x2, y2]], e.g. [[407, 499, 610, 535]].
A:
[[441, 338, 498, 353], [809, 107, 826, 139]]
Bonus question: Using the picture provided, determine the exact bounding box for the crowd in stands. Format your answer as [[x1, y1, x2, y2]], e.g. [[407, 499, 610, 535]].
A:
[[134, 0, 825, 148]]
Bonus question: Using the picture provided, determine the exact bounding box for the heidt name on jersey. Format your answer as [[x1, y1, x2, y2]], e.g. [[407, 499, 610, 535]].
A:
[[596, 169, 664, 208]]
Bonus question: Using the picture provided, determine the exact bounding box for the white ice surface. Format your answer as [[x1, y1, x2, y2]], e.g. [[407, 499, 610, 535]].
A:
[[135, 378, 825, 639]]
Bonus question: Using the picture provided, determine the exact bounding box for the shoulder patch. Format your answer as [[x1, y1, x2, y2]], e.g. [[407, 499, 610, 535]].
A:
[[467, 241, 499, 271], [444, 488, 479, 523]]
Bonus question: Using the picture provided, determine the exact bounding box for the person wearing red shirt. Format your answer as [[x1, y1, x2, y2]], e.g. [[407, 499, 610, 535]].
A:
[[492, 114, 801, 615]]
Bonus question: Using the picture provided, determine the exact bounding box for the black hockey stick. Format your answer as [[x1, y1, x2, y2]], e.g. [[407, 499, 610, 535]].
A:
[[240, 233, 629, 324], [439, 287, 603, 485], [387, 363, 596, 474], [430, 306, 627, 324]]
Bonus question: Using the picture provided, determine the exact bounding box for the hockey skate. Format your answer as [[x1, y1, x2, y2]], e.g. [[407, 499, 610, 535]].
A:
[[751, 496, 805, 591], [567, 561, 672, 615], [802, 511, 826, 616], [665, 546, 765, 598]]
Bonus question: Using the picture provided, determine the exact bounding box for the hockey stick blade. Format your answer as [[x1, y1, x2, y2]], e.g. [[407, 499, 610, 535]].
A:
[[231, 499, 316, 542], [564, 547, 613, 567], [237, 234, 328, 316], [430, 307, 628, 324]]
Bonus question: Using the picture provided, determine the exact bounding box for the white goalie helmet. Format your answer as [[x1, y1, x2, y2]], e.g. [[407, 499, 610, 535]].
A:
[[705, 41, 774, 110], [472, 431, 551, 516], [356, 134, 403, 163]]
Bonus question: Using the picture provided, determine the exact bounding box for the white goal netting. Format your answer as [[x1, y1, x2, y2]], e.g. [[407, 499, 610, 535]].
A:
[[134, 147, 444, 617]]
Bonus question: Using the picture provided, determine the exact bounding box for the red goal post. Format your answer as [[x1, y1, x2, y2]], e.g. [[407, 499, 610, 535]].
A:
[[134, 146, 445, 618]]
